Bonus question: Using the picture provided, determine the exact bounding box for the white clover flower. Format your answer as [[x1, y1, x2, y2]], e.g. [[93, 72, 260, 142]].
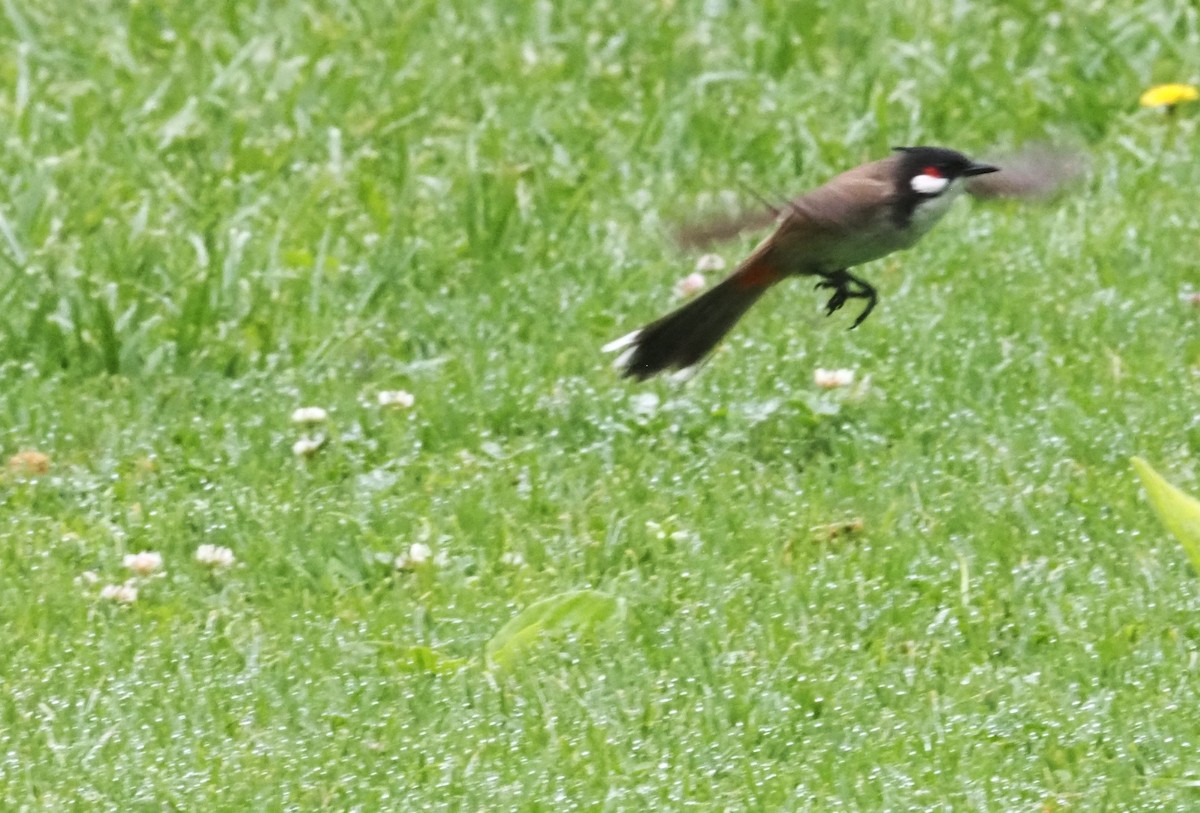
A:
[[675, 272, 707, 298], [195, 544, 235, 569], [100, 582, 138, 604], [76, 570, 100, 587], [377, 390, 415, 408], [813, 368, 855, 389], [123, 551, 163, 577], [695, 253, 726, 273], [395, 542, 434, 570], [630, 391, 660, 417], [292, 436, 325, 457], [499, 551, 526, 567], [291, 406, 329, 425]]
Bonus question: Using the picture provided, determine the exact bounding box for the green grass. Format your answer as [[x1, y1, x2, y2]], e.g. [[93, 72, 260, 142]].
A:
[[2, 0, 1200, 808]]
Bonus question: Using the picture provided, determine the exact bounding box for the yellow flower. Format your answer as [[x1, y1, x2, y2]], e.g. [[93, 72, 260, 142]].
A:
[[1139, 83, 1199, 109]]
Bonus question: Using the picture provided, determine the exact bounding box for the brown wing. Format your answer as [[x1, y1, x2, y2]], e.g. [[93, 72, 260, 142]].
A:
[[673, 156, 898, 250], [776, 156, 897, 240]]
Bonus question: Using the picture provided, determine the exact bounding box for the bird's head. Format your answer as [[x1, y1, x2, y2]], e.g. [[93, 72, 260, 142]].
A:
[[892, 146, 998, 197]]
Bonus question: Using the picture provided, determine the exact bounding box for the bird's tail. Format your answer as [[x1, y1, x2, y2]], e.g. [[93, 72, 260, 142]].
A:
[[603, 259, 782, 380]]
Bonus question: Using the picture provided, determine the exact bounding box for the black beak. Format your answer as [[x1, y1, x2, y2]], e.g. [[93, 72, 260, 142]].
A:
[[964, 162, 1000, 177]]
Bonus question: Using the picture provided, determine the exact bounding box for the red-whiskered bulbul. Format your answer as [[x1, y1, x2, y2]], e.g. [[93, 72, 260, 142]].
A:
[[604, 145, 1076, 381]]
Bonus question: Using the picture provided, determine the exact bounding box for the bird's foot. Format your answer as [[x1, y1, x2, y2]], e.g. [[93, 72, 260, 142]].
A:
[[816, 273, 851, 316], [816, 271, 878, 328], [823, 286, 850, 316], [848, 289, 877, 329]]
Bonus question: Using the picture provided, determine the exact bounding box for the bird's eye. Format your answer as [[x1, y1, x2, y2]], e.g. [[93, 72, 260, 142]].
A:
[[921, 166, 943, 178]]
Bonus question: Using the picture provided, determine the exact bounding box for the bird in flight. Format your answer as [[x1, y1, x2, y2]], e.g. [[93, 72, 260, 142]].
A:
[[604, 144, 1083, 381]]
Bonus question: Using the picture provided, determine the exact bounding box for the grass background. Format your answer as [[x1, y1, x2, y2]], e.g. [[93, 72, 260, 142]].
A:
[[1, 0, 1199, 808]]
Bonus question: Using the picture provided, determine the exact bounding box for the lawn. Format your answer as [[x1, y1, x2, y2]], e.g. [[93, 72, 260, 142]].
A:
[[2, 0, 1200, 809]]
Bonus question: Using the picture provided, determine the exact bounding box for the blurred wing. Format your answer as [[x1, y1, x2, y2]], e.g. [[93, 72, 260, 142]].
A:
[[672, 206, 780, 250], [967, 143, 1089, 200], [673, 157, 897, 249]]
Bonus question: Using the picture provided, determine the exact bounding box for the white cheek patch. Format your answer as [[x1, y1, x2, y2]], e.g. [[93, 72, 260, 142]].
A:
[[910, 173, 950, 195]]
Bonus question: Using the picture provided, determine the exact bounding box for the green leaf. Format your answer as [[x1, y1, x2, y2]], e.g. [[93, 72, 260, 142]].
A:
[[394, 645, 468, 675], [1131, 457, 1200, 573], [486, 589, 623, 671]]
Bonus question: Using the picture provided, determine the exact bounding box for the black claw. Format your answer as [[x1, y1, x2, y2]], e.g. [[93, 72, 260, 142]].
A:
[[848, 296, 876, 329], [825, 288, 849, 316], [847, 279, 878, 330], [817, 270, 849, 316]]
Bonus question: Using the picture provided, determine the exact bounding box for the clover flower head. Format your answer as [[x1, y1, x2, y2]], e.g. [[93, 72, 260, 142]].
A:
[[100, 582, 138, 604], [291, 406, 329, 425], [123, 551, 163, 577], [292, 436, 325, 457], [676, 272, 707, 297], [195, 544, 235, 569], [813, 368, 855, 389], [377, 390, 415, 409]]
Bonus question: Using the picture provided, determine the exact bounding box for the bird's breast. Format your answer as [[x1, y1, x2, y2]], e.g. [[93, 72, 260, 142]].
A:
[[817, 183, 964, 269], [805, 209, 921, 270], [903, 182, 964, 238]]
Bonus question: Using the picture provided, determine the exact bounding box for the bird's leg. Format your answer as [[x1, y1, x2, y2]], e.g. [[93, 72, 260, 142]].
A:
[[815, 270, 878, 328], [815, 270, 854, 316], [843, 271, 877, 329]]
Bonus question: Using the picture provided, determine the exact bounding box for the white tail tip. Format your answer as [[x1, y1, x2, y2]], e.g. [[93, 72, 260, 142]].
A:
[[602, 330, 640, 354], [668, 365, 699, 384], [613, 345, 638, 371]]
